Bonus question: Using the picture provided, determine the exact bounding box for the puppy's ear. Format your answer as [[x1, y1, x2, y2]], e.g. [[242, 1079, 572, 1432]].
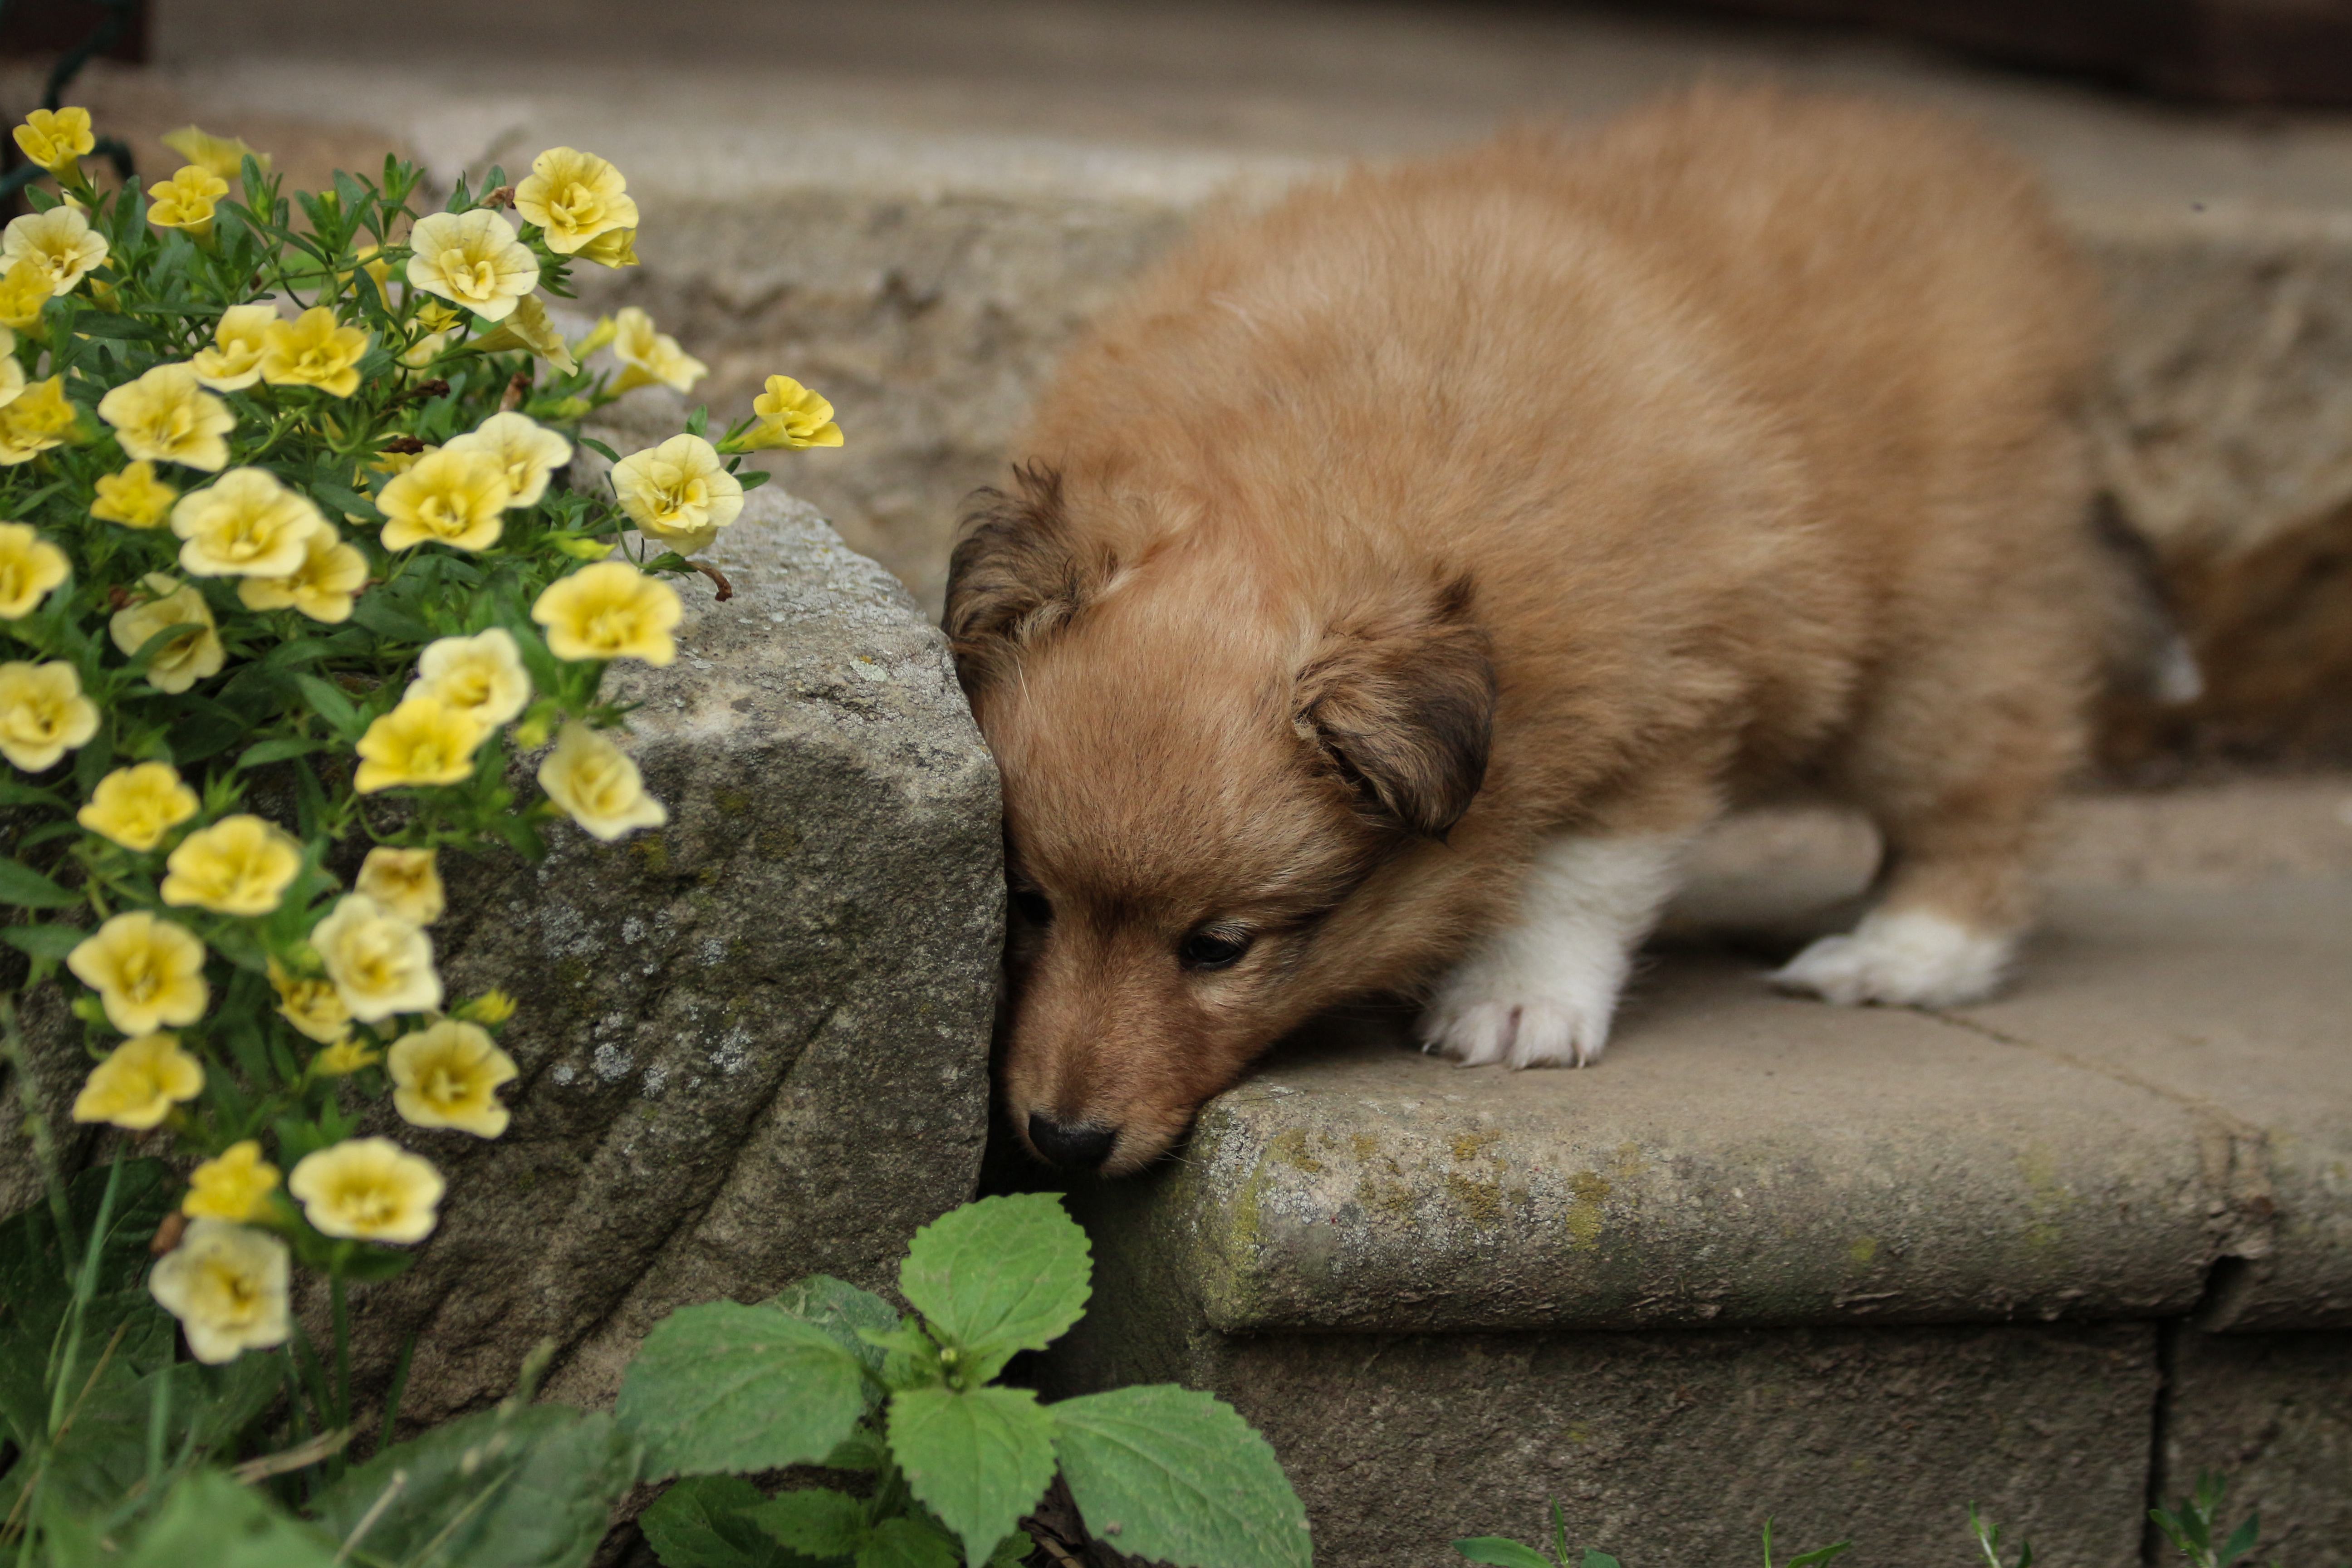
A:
[[946, 464, 1098, 696], [1295, 577, 1494, 838]]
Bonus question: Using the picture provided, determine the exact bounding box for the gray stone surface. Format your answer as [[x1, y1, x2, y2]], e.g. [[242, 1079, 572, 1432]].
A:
[[346, 485, 1001, 1421], [2163, 1327, 2352, 1562], [1042, 1306, 2158, 1568]]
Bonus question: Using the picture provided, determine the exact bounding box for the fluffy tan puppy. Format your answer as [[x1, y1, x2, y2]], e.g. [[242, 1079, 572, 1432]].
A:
[[948, 87, 2114, 1175]]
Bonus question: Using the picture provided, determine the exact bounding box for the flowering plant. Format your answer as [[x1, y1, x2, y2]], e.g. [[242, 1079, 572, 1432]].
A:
[[0, 106, 841, 1551]]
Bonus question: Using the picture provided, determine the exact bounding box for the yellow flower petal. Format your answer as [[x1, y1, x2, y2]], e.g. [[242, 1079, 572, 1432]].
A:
[[13, 108, 93, 175], [0, 521, 68, 618], [91, 461, 181, 527], [260, 307, 369, 398], [67, 913, 209, 1036], [354, 694, 486, 794], [746, 374, 845, 450], [611, 434, 741, 553], [288, 1138, 443, 1244], [309, 893, 440, 1022], [2, 207, 108, 297], [388, 1019, 517, 1138], [0, 263, 51, 333], [537, 721, 667, 841], [161, 126, 268, 182], [444, 411, 571, 508], [406, 210, 539, 323], [182, 1141, 280, 1223], [147, 165, 230, 236], [0, 377, 78, 465], [149, 1218, 289, 1364], [191, 304, 276, 392], [356, 846, 446, 926], [78, 762, 200, 852], [71, 1032, 204, 1130], [514, 146, 638, 256], [98, 363, 235, 472], [237, 523, 367, 624], [606, 306, 705, 394], [0, 658, 99, 771], [408, 628, 531, 727], [108, 573, 225, 694], [530, 560, 681, 665], [378, 447, 510, 553], [162, 814, 304, 916], [169, 468, 326, 578], [269, 959, 351, 1046]]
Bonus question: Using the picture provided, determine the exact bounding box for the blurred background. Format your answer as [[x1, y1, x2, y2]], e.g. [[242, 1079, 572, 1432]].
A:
[[8, 0, 2352, 779]]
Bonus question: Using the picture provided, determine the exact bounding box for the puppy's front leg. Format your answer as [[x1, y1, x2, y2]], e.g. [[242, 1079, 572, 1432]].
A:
[[1418, 832, 1692, 1068]]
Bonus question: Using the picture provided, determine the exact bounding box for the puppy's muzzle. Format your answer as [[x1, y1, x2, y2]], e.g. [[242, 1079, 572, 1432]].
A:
[[1027, 1111, 1117, 1172]]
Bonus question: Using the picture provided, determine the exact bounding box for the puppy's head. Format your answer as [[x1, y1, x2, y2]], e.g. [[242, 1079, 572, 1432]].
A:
[[947, 468, 1493, 1173]]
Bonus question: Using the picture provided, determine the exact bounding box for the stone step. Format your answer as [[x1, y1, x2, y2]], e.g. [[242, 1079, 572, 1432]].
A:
[[1041, 870, 2352, 1565], [108, 0, 2352, 759]]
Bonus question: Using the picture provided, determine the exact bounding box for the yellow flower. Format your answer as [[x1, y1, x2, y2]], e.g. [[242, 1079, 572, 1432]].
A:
[[147, 165, 230, 238], [162, 814, 304, 916], [0, 376, 78, 465], [0, 659, 98, 771], [0, 327, 21, 409], [462, 293, 577, 374], [612, 435, 741, 553], [408, 628, 531, 727], [310, 893, 440, 1021], [356, 845, 445, 926], [608, 307, 706, 395], [538, 721, 667, 841], [0, 263, 50, 332], [78, 762, 199, 852], [444, 412, 571, 508], [531, 561, 681, 665], [399, 330, 448, 372], [191, 303, 274, 392], [415, 301, 462, 335], [108, 573, 225, 695], [2, 207, 108, 297], [170, 468, 326, 578], [148, 1218, 290, 1364], [746, 375, 845, 450], [349, 244, 395, 303], [260, 307, 369, 397], [456, 989, 516, 1025], [515, 145, 638, 255], [0, 520, 67, 618], [354, 695, 486, 794], [575, 226, 638, 269], [368, 442, 435, 484], [387, 1019, 517, 1138], [237, 524, 367, 624], [91, 461, 180, 528], [406, 210, 539, 323], [182, 1141, 280, 1222], [98, 363, 234, 472], [71, 1033, 204, 1130], [289, 1138, 443, 1244], [161, 126, 268, 181], [311, 1039, 379, 1075], [68, 913, 210, 1035], [269, 960, 349, 1045], [13, 108, 93, 176], [377, 446, 510, 553]]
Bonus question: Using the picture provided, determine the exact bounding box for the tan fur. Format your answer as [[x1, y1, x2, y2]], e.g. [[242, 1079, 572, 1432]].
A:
[[949, 86, 2112, 1172]]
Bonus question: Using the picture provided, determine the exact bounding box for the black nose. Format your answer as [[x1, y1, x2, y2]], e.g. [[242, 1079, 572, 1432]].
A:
[[1028, 1112, 1117, 1171]]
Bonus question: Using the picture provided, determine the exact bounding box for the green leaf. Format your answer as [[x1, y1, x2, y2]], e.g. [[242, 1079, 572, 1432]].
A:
[[1785, 1547, 1852, 1568], [308, 1402, 639, 1568], [1582, 1553, 1623, 1568], [617, 1301, 870, 1480], [746, 1487, 867, 1557], [578, 435, 620, 462], [116, 1468, 341, 1567], [1050, 1384, 1311, 1568], [857, 1519, 960, 1568], [2217, 1515, 2261, 1568], [310, 479, 382, 522], [0, 779, 66, 808], [898, 1194, 1089, 1376], [0, 854, 78, 909], [769, 1275, 899, 1377], [2, 923, 85, 960], [639, 1475, 828, 1568], [1452, 1541, 1555, 1568], [292, 673, 359, 734], [237, 736, 327, 769], [887, 1386, 1057, 1568]]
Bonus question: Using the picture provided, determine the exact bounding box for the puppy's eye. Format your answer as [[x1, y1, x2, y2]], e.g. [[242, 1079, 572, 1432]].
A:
[[1179, 927, 1253, 972], [1010, 889, 1053, 928]]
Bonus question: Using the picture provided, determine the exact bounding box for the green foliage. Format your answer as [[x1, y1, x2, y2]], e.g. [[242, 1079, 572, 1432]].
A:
[[1455, 1504, 1846, 1568], [2150, 1473, 2264, 1568], [1970, 1501, 2033, 1568], [617, 1192, 1313, 1568]]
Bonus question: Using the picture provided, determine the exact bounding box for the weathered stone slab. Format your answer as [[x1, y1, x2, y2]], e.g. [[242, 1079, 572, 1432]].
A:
[[1069, 952, 2215, 1337], [1042, 1307, 2157, 1568], [1954, 880, 2352, 1330], [2162, 1327, 2352, 1560]]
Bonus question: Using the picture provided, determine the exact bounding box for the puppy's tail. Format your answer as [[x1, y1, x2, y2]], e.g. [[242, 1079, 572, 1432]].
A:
[[2092, 493, 2204, 706]]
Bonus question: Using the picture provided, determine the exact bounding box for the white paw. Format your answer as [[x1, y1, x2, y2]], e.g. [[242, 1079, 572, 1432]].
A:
[[1416, 947, 1625, 1068], [1770, 908, 2015, 1008]]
